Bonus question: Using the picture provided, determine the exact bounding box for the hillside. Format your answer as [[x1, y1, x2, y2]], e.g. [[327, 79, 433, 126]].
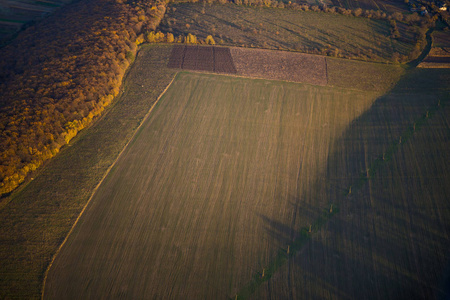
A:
[[42, 48, 449, 299], [1, 42, 449, 298], [160, 3, 418, 62], [0, 0, 449, 298], [0, 0, 438, 198]]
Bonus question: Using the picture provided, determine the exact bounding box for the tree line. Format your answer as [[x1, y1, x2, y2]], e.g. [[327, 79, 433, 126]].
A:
[[0, 0, 442, 195], [0, 0, 168, 195]]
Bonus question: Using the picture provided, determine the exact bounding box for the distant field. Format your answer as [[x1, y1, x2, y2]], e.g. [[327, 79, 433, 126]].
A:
[[44, 71, 382, 298], [329, 0, 406, 13], [419, 30, 450, 68], [160, 3, 415, 62]]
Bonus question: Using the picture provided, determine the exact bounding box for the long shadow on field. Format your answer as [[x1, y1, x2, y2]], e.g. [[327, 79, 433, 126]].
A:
[[257, 68, 450, 300]]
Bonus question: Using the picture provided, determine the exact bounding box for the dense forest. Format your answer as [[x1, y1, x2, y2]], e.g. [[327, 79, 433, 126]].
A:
[[0, 0, 167, 195]]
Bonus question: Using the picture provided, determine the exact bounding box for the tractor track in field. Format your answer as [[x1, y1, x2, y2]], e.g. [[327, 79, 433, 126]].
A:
[[40, 73, 178, 300], [233, 96, 448, 300]]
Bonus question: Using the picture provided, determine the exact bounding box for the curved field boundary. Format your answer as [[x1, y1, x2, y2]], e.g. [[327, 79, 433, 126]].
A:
[[40, 73, 178, 300]]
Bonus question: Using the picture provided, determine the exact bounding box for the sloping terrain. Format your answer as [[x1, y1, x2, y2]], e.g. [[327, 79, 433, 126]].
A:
[[160, 3, 415, 62], [44, 71, 382, 299], [2, 44, 448, 299]]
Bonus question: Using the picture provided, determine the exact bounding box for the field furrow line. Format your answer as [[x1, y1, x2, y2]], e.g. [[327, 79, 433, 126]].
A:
[[40, 73, 178, 299], [234, 97, 448, 299]]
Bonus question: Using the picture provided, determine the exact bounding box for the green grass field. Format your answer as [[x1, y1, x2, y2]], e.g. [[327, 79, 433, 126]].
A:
[[2, 44, 449, 299], [161, 3, 415, 62], [44, 71, 383, 298]]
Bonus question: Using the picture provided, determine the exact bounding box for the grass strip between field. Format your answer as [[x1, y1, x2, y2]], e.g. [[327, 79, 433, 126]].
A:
[[40, 73, 179, 299], [233, 97, 448, 300]]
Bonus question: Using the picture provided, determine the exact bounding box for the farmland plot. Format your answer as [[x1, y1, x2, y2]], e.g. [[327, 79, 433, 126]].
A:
[[419, 30, 450, 68], [252, 69, 450, 299], [231, 47, 327, 85], [160, 3, 415, 62], [44, 71, 381, 299], [168, 45, 326, 85], [168, 45, 237, 73]]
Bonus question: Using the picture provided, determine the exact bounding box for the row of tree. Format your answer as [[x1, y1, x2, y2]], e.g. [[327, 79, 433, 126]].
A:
[[145, 30, 216, 44], [0, 0, 168, 195]]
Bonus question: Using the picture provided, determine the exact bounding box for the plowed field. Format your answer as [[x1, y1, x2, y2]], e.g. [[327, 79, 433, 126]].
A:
[[44, 71, 381, 299], [169, 45, 327, 85], [168, 45, 237, 73], [231, 47, 327, 85]]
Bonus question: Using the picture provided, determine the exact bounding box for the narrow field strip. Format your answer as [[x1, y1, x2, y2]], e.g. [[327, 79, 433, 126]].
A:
[[168, 45, 327, 85], [233, 97, 448, 299], [40, 73, 178, 299]]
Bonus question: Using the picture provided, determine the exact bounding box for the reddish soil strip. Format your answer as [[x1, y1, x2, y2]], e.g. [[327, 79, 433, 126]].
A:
[[167, 45, 237, 74], [419, 54, 450, 68], [197, 46, 214, 72], [168, 45, 327, 85], [230, 47, 328, 86], [182, 45, 200, 70], [167, 45, 185, 69], [214, 47, 237, 74]]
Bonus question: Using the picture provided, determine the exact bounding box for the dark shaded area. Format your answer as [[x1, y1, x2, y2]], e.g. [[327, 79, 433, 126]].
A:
[[424, 56, 450, 63], [167, 45, 237, 74], [254, 67, 450, 300]]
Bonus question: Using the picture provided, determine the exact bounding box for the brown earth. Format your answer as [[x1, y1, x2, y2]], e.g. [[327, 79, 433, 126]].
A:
[[230, 47, 328, 85], [169, 45, 328, 85], [167, 45, 237, 74]]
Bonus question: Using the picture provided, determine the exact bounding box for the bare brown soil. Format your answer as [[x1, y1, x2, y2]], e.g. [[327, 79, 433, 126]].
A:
[[167, 45, 237, 73], [167, 45, 185, 69], [419, 50, 450, 68], [169, 45, 329, 85], [231, 47, 328, 86]]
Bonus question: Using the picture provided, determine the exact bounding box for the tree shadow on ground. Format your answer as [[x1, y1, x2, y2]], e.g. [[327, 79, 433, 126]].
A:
[[257, 67, 450, 300]]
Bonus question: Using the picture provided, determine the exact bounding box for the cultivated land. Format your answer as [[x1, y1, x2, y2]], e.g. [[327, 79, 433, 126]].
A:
[[45, 50, 450, 298], [44, 71, 384, 298], [251, 68, 450, 299], [168, 45, 238, 73], [419, 29, 450, 68], [0, 44, 176, 298], [160, 3, 415, 62], [230, 47, 328, 85], [168, 45, 328, 85], [2, 43, 449, 299]]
